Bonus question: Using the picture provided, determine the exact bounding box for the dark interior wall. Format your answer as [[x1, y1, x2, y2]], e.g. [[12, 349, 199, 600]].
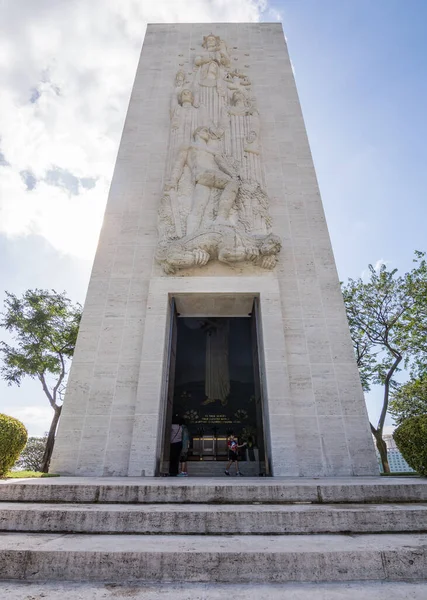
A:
[[172, 317, 258, 440], [174, 317, 254, 385]]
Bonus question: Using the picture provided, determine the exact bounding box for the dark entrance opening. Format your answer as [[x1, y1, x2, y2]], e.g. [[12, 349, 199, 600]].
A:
[[160, 300, 269, 477]]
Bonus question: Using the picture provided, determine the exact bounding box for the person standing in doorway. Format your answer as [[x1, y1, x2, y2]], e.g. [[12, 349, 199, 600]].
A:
[[169, 415, 183, 476], [224, 433, 247, 476], [178, 420, 190, 477]]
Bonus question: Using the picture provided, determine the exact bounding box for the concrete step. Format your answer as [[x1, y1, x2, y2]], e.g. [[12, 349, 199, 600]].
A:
[[1, 532, 426, 583], [186, 460, 260, 477], [1, 502, 427, 535], [1, 477, 427, 504], [2, 581, 427, 600]]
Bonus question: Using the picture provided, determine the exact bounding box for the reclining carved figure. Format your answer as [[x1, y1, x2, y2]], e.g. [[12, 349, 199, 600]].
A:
[[156, 224, 281, 274]]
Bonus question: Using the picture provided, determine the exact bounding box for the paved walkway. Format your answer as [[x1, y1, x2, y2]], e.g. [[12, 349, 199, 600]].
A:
[[1, 581, 427, 599]]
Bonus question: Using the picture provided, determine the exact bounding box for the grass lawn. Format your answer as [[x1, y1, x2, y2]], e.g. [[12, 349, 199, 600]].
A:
[[2, 471, 60, 479]]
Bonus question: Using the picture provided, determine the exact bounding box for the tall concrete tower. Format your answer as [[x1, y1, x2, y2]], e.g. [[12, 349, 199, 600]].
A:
[[51, 23, 378, 477]]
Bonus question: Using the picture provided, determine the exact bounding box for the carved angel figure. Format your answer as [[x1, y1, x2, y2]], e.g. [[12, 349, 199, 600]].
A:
[[156, 224, 281, 274]]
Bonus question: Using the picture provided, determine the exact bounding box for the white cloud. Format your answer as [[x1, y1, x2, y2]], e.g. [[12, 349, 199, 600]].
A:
[[361, 258, 390, 279], [265, 6, 283, 22], [0, 0, 271, 259], [0, 166, 107, 259], [373, 258, 390, 272], [7, 404, 54, 437]]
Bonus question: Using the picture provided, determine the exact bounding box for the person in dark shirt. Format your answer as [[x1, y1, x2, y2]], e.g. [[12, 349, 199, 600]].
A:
[[224, 433, 247, 476], [170, 415, 183, 476], [178, 421, 190, 477]]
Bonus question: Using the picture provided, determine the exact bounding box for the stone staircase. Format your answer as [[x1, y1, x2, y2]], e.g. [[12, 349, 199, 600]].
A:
[[0, 476, 427, 594], [186, 459, 260, 477]]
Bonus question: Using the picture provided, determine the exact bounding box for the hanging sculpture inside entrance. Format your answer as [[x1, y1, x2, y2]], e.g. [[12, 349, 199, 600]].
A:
[[156, 34, 281, 274]]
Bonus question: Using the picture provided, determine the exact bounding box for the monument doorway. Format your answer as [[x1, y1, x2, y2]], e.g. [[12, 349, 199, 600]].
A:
[[160, 298, 270, 476]]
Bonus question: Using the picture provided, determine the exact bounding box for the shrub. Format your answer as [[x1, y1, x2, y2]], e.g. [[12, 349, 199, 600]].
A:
[[0, 413, 28, 477], [393, 415, 427, 477]]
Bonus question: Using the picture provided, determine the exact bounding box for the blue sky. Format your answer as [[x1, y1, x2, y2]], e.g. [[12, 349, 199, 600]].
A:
[[282, 0, 427, 279], [0, 0, 426, 435]]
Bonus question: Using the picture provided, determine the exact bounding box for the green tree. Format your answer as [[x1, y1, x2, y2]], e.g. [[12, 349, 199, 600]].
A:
[[0, 290, 81, 473], [15, 435, 48, 472], [404, 251, 427, 377], [342, 264, 414, 473], [389, 377, 427, 426]]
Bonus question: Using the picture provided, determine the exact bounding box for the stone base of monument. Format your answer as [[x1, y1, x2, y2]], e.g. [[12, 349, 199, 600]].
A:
[[0, 477, 427, 594], [1, 581, 427, 600]]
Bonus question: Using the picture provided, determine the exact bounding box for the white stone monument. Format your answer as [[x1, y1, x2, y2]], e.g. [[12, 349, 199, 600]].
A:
[[51, 23, 378, 477]]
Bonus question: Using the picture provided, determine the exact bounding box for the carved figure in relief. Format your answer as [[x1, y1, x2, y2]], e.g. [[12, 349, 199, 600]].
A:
[[175, 70, 186, 87], [170, 70, 188, 115], [225, 70, 252, 95], [156, 224, 281, 274], [165, 126, 240, 234], [195, 34, 230, 88], [227, 90, 257, 118], [231, 90, 248, 108], [171, 88, 198, 130], [156, 33, 281, 273], [180, 88, 195, 107]]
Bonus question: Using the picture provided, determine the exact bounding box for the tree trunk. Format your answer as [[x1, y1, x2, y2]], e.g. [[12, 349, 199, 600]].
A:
[[372, 428, 390, 473], [41, 406, 62, 473]]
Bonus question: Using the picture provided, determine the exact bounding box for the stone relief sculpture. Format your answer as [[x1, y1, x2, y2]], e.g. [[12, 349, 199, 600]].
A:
[[195, 34, 230, 90], [156, 225, 281, 275], [156, 34, 281, 273], [166, 126, 240, 234]]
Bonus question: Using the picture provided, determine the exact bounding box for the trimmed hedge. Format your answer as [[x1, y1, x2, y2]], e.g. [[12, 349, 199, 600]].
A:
[[393, 414, 427, 477], [0, 413, 28, 477]]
